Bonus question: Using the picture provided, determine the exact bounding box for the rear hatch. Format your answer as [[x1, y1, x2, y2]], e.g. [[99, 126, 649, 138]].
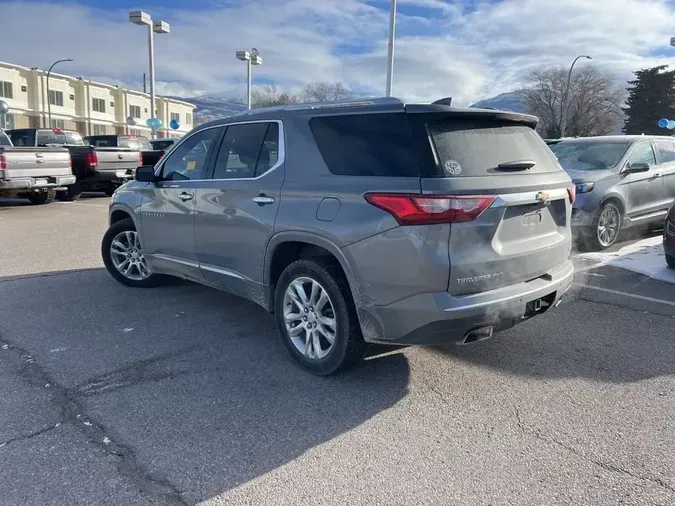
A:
[[0, 147, 72, 180], [406, 107, 573, 296], [94, 148, 142, 173]]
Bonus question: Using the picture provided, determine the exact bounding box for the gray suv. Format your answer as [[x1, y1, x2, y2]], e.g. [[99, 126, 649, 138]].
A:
[[102, 98, 574, 375]]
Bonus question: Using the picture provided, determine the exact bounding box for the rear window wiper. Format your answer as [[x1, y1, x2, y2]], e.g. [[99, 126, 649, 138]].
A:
[[495, 160, 536, 171]]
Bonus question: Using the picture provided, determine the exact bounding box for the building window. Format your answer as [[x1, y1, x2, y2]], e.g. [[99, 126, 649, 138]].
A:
[[129, 105, 141, 118], [0, 81, 13, 99], [0, 113, 15, 129], [129, 128, 143, 136], [50, 119, 65, 129], [186, 113, 192, 124], [48, 90, 64, 107], [92, 124, 107, 135], [92, 98, 106, 113], [170, 112, 180, 122]]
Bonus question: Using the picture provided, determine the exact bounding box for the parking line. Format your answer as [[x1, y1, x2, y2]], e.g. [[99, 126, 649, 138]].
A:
[[574, 282, 675, 307]]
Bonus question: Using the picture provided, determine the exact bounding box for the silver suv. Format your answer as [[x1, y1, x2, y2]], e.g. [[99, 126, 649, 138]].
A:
[[102, 98, 574, 375]]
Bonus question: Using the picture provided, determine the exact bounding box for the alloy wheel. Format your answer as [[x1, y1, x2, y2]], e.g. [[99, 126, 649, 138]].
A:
[[109, 230, 151, 281]]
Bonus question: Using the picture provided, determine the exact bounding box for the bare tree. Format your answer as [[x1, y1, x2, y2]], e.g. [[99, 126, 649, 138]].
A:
[[251, 85, 299, 108], [302, 81, 355, 102], [520, 66, 625, 138]]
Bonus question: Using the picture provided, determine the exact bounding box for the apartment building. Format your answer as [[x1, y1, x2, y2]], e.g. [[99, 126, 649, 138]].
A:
[[0, 61, 195, 138]]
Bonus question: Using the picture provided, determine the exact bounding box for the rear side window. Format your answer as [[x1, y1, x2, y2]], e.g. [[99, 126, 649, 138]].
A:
[[428, 120, 561, 177], [309, 113, 420, 177]]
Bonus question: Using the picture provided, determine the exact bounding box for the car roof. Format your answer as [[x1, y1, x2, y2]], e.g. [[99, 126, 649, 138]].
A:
[[553, 135, 674, 144], [193, 97, 539, 130]]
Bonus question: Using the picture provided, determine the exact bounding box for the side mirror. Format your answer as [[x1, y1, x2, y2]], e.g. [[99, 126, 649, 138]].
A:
[[624, 162, 650, 174], [135, 165, 157, 182]]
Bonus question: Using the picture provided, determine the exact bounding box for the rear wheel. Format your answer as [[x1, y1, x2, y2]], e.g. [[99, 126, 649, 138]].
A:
[[667, 254, 675, 270], [27, 189, 56, 205], [101, 218, 163, 288], [104, 185, 116, 197], [57, 182, 82, 202], [587, 202, 622, 250], [274, 259, 366, 375]]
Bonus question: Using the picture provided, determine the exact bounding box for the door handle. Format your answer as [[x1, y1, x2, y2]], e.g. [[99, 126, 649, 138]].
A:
[[178, 192, 193, 202], [650, 173, 662, 179], [253, 195, 275, 205]]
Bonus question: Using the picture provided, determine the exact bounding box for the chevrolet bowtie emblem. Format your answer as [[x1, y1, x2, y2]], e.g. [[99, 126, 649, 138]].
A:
[[535, 191, 551, 205]]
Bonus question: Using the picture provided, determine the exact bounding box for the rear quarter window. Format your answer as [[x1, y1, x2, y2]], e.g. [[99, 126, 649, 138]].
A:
[[309, 113, 420, 177], [428, 120, 562, 177]]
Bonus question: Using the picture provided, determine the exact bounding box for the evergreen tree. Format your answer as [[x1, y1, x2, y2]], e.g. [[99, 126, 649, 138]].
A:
[[623, 65, 675, 135]]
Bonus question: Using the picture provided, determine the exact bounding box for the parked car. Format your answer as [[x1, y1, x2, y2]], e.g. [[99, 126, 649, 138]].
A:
[[0, 128, 75, 204], [101, 97, 574, 375], [8, 128, 140, 199], [665, 203, 675, 269], [149, 137, 182, 151], [84, 134, 163, 168], [549, 136, 675, 250]]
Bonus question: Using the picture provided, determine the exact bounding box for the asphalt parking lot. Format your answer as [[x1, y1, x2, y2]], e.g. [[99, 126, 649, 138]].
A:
[[1, 196, 674, 506]]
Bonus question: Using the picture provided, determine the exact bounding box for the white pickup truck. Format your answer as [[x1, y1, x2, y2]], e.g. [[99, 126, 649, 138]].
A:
[[0, 129, 75, 204]]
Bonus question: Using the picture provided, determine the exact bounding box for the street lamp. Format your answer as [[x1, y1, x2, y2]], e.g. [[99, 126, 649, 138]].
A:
[[0, 100, 9, 129], [560, 54, 592, 138], [236, 48, 262, 110], [45, 58, 73, 128], [129, 10, 170, 139], [385, 0, 397, 97]]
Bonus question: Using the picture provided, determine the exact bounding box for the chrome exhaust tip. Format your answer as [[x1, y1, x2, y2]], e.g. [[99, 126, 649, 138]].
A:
[[458, 326, 494, 345]]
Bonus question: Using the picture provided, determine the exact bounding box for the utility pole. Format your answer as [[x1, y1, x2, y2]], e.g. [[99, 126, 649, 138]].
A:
[[143, 72, 147, 93]]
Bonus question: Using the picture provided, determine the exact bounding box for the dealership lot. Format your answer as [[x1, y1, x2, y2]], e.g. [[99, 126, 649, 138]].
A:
[[1, 197, 674, 506]]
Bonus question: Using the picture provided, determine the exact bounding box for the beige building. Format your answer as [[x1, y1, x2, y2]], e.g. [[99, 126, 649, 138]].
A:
[[0, 61, 195, 138]]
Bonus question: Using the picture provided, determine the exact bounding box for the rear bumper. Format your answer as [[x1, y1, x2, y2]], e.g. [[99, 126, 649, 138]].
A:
[[89, 169, 134, 182], [0, 175, 76, 190], [360, 260, 574, 346]]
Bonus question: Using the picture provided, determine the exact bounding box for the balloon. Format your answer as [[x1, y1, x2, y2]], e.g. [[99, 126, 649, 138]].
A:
[[169, 119, 180, 130], [126, 116, 137, 126], [667, 121, 675, 130], [658, 118, 669, 128], [0, 100, 9, 114], [145, 117, 163, 130]]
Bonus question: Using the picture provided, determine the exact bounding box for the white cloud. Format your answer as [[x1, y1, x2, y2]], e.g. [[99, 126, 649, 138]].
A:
[[2, 0, 675, 105]]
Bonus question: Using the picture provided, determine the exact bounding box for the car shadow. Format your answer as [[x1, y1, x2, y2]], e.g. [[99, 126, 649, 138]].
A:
[[0, 268, 410, 503]]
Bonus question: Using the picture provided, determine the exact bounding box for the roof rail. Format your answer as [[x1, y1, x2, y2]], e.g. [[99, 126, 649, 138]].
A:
[[238, 96, 404, 115]]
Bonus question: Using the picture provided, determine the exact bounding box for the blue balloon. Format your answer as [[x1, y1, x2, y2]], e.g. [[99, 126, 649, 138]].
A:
[[667, 121, 675, 130], [145, 117, 162, 130], [169, 119, 180, 130], [658, 118, 669, 128]]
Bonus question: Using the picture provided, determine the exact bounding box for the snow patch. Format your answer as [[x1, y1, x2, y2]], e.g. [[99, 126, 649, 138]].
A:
[[578, 236, 675, 284]]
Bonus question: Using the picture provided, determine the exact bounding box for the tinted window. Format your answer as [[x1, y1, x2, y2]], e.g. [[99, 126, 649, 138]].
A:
[[150, 140, 175, 151], [550, 141, 631, 171], [37, 130, 69, 146], [161, 128, 219, 180], [211, 123, 272, 179], [429, 120, 560, 177], [7, 130, 30, 146], [65, 131, 84, 145], [628, 142, 656, 166], [309, 113, 419, 177], [85, 136, 116, 147], [654, 139, 675, 163], [0, 130, 11, 146]]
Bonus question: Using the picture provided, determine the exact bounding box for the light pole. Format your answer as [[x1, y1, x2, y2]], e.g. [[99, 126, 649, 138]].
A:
[[385, 0, 397, 97], [560, 54, 592, 138], [0, 100, 9, 129], [236, 48, 263, 110], [45, 58, 73, 128], [129, 11, 170, 139]]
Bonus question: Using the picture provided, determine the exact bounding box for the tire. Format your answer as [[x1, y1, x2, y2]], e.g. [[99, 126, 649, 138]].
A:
[[587, 202, 622, 251], [274, 258, 367, 375], [104, 185, 116, 197], [667, 254, 675, 270], [101, 218, 163, 288], [57, 182, 82, 202], [27, 189, 56, 205]]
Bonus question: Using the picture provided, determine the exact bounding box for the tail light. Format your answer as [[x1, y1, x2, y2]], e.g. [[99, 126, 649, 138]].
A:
[[138, 152, 143, 165], [0, 154, 6, 170], [567, 185, 576, 204], [85, 151, 98, 168], [364, 193, 496, 225]]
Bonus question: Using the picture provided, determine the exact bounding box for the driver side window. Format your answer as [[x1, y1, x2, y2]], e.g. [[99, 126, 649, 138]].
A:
[[628, 142, 656, 166], [160, 128, 220, 180]]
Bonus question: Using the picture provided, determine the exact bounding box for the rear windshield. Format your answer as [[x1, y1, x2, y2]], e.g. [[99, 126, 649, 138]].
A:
[[428, 120, 561, 177], [549, 141, 631, 171], [309, 113, 420, 177], [150, 140, 175, 151]]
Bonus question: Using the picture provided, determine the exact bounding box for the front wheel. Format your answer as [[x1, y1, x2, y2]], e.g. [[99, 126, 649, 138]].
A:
[[27, 189, 56, 205], [274, 259, 366, 375], [587, 202, 622, 251], [101, 218, 163, 288]]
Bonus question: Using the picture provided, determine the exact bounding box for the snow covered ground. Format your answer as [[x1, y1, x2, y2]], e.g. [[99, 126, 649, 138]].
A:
[[578, 236, 675, 284]]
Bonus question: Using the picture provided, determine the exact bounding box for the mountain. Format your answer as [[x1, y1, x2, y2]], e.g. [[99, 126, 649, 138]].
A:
[[166, 94, 248, 124], [470, 91, 525, 113]]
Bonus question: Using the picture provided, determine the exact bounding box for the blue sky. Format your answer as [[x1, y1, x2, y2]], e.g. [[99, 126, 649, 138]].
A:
[[2, 0, 675, 104]]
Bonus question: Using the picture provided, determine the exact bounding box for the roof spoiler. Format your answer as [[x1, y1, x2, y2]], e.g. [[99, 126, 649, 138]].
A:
[[432, 97, 452, 106]]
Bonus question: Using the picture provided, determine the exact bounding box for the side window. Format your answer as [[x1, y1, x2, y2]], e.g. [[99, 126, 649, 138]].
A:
[[655, 140, 675, 164], [211, 123, 273, 180], [161, 128, 219, 181], [628, 142, 656, 166]]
